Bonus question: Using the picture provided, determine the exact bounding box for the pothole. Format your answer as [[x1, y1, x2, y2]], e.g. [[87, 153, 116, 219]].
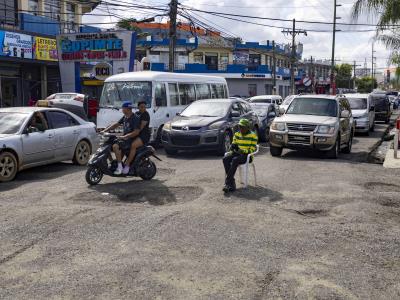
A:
[[365, 182, 400, 193], [377, 198, 400, 208], [70, 186, 203, 206], [293, 209, 329, 218]]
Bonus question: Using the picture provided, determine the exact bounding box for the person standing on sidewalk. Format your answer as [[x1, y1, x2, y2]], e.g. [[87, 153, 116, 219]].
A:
[[222, 119, 258, 192]]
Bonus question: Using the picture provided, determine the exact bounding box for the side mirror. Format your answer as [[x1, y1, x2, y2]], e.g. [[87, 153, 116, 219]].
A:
[[341, 110, 350, 118], [268, 112, 276, 118], [231, 111, 240, 118], [279, 107, 285, 115]]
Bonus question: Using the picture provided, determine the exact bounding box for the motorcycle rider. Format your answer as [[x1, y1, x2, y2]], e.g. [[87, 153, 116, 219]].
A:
[[122, 101, 151, 175], [101, 101, 140, 175], [222, 118, 258, 192]]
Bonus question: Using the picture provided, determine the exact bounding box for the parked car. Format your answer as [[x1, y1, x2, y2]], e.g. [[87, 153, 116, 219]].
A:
[[250, 103, 277, 142], [161, 99, 260, 155], [280, 95, 296, 113], [345, 93, 375, 134], [269, 95, 355, 158], [370, 93, 391, 123], [249, 95, 283, 113], [38, 93, 89, 121], [0, 107, 98, 182]]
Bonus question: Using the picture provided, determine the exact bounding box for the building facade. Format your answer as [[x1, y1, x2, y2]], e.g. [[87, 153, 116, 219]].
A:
[[0, 0, 99, 107], [134, 22, 303, 98], [297, 59, 332, 94]]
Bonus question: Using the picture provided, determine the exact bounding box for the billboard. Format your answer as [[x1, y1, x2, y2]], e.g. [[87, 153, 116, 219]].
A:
[[34, 37, 58, 61], [0, 31, 33, 59], [233, 50, 249, 65]]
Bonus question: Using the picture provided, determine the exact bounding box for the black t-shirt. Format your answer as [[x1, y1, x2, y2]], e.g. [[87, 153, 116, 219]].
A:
[[136, 111, 151, 140], [118, 114, 139, 137]]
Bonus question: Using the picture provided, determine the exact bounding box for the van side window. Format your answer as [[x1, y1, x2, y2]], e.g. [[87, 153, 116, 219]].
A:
[[179, 84, 196, 105], [195, 84, 211, 100], [211, 84, 225, 98], [154, 82, 167, 107], [168, 83, 179, 106]]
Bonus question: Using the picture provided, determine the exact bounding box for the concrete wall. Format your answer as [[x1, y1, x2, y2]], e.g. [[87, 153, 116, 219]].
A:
[[227, 78, 290, 98]]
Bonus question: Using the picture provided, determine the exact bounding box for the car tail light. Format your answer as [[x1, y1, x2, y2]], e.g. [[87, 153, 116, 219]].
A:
[[396, 118, 400, 130], [74, 96, 84, 102]]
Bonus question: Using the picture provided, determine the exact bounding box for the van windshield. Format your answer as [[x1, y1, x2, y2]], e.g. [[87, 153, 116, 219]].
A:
[[100, 81, 152, 108], [348, 97, 367, 110]]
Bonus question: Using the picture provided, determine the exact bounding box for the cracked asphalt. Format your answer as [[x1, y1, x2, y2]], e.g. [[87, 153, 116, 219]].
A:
[[1, 124, 400, 299]]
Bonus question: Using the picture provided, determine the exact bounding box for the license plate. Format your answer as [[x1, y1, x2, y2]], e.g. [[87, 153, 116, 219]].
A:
[[36, 100, 49, 107]]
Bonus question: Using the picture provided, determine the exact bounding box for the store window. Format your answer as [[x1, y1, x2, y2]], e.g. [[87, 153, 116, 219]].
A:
[[0, 0, 17, 25], [28, 0, 39, 15], [193, 52, 203, 64], [248, 54, 261, 71], [248, 84, 257, 97], [205, 53, 218, 70], [220, 53, 229, 70], [44, 0, 61, 20]]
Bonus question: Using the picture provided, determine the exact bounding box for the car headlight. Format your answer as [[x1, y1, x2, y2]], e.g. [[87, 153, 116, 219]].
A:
[[317, 125, 336, 134], [271, 122, 286, 131], [163, 122, 172, 130], [208, 121, 224, 130]]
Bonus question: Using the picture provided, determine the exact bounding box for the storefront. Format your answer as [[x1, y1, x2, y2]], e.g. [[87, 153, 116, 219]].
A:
[[0, 31, 60, 107], [57, 31, 136, 100]]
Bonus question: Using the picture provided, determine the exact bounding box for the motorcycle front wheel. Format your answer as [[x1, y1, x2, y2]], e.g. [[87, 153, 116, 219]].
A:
[[138, 159, 157, 181], [86, 166, 103, 185]]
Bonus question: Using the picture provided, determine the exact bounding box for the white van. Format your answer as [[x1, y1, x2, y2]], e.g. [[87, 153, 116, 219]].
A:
[[345, 93, 375, 134], [97, 71, 229, 143], [248, 95, 283, 114]]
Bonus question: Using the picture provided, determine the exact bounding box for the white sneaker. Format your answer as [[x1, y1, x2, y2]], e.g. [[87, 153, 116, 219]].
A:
[[114, 166, 123, 175], [122, 166, 130, 175]]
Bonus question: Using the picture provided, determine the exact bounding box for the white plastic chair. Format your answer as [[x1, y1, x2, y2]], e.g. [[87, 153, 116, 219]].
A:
[[238, 145, 259, 188]]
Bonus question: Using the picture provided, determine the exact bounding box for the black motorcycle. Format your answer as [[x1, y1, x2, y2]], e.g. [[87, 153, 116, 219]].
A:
[[85, 133, 161, 185]]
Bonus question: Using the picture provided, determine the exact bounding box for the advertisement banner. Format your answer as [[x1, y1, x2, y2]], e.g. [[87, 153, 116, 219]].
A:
[[233, 50, 249, 65], [34, 37, 58, 61], [0, 31, 33, 59]]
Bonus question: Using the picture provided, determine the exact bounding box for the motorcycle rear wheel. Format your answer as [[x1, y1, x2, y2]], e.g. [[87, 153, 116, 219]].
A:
[[86, 166, 103, 185], [138, 159, 157, 181]]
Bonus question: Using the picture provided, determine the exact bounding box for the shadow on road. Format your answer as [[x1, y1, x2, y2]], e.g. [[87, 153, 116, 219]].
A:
[[0, 162, 83, 192], [225, 185, 283, 202], [88, 179, 186, 206]]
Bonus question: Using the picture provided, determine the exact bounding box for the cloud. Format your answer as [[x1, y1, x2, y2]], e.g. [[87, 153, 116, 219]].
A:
[[83, 0, 393, 71]]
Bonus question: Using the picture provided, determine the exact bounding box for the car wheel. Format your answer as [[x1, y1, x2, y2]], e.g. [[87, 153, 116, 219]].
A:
[[85, 166, 103, 185], [0, 152, 18, 182], [264, 127, 270, 143], [326, 136, 340, 159], [270, 145, 283, 157], [165, 147, 178, 156], [219, 131, 232, 155], [343, 133, 353, 154], [73, 140, 91, 165]]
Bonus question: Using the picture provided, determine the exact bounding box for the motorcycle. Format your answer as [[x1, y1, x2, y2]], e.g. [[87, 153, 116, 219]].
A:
[[85, 133, 161, 185]]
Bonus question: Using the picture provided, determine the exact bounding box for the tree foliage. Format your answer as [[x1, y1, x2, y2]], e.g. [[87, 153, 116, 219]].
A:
[[116, 19, 142, 32], [356, 77, 378, 93], [335, 63, 354, 89]]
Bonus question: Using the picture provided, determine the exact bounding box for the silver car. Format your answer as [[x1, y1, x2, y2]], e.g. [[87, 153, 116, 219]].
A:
[[0, 107, 99, 182]]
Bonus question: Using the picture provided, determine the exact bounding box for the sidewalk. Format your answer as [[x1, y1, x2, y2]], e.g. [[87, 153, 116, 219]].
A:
[[383, 149, 400, 168]]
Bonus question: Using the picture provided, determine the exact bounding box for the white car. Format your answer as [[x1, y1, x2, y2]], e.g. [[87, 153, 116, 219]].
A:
[[280, 95, 296, 113], [0, 107, 98, 182], [345, 94, 375, 134], [249, 95, 283, 113]]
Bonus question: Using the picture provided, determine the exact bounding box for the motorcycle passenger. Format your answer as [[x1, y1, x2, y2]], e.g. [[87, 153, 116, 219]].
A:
[[122, 101, 151, 175], [222, 118, 258, 193], [101, 101, 139, 175]]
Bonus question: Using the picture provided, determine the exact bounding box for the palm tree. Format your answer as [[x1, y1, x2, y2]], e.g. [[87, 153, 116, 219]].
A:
[[352, 0, 400, 49]]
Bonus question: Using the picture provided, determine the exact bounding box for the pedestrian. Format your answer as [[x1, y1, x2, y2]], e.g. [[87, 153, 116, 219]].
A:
[[222, 118, 258, 192]]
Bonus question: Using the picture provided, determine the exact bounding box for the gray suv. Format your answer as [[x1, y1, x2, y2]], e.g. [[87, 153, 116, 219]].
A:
[[269, 95, 355, 158]]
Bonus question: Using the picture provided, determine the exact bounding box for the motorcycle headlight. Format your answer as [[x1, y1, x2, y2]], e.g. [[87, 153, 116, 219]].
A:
[[271, 122, 286, 131], [163, 122, 172, 130], [317, 125, 336, 134]]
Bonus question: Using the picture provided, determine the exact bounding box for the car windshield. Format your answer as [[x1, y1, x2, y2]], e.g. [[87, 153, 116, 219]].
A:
[[282, 96, 294, 105], [250, 104, 270, 117], [348, 97, 367, 110], [286, 98, 338, 117], [100, 81, 152, 108], [251, 98, 272, 104], [181, 101, 230, 117], [0, 112, 28, 134]]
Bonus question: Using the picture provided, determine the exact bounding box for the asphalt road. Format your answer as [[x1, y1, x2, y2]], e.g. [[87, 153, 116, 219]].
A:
[[1, 123, 400, 299]]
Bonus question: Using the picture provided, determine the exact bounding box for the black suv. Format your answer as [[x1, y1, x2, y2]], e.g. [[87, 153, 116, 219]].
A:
[[371, 93, 391, 123]]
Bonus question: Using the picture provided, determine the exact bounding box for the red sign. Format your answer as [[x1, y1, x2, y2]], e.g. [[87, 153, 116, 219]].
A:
[[61, 50, 127, 61]]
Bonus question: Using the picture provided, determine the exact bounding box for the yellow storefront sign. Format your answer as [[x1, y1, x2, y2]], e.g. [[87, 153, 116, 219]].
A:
[[35, 37, 58, 61]]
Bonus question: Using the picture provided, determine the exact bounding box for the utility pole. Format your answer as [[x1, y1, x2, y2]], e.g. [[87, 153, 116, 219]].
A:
[[310, 56, 315, 93], [371, 42, 376, 80], [272, 40, 277, 95], [168, 0, 178, 72], [282, 19, 307, 95], [353, 60, 361, 89], [330, 0, 341, 95]]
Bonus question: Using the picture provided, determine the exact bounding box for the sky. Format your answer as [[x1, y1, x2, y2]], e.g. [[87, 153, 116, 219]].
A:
[[83, 0, 393, 72]]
